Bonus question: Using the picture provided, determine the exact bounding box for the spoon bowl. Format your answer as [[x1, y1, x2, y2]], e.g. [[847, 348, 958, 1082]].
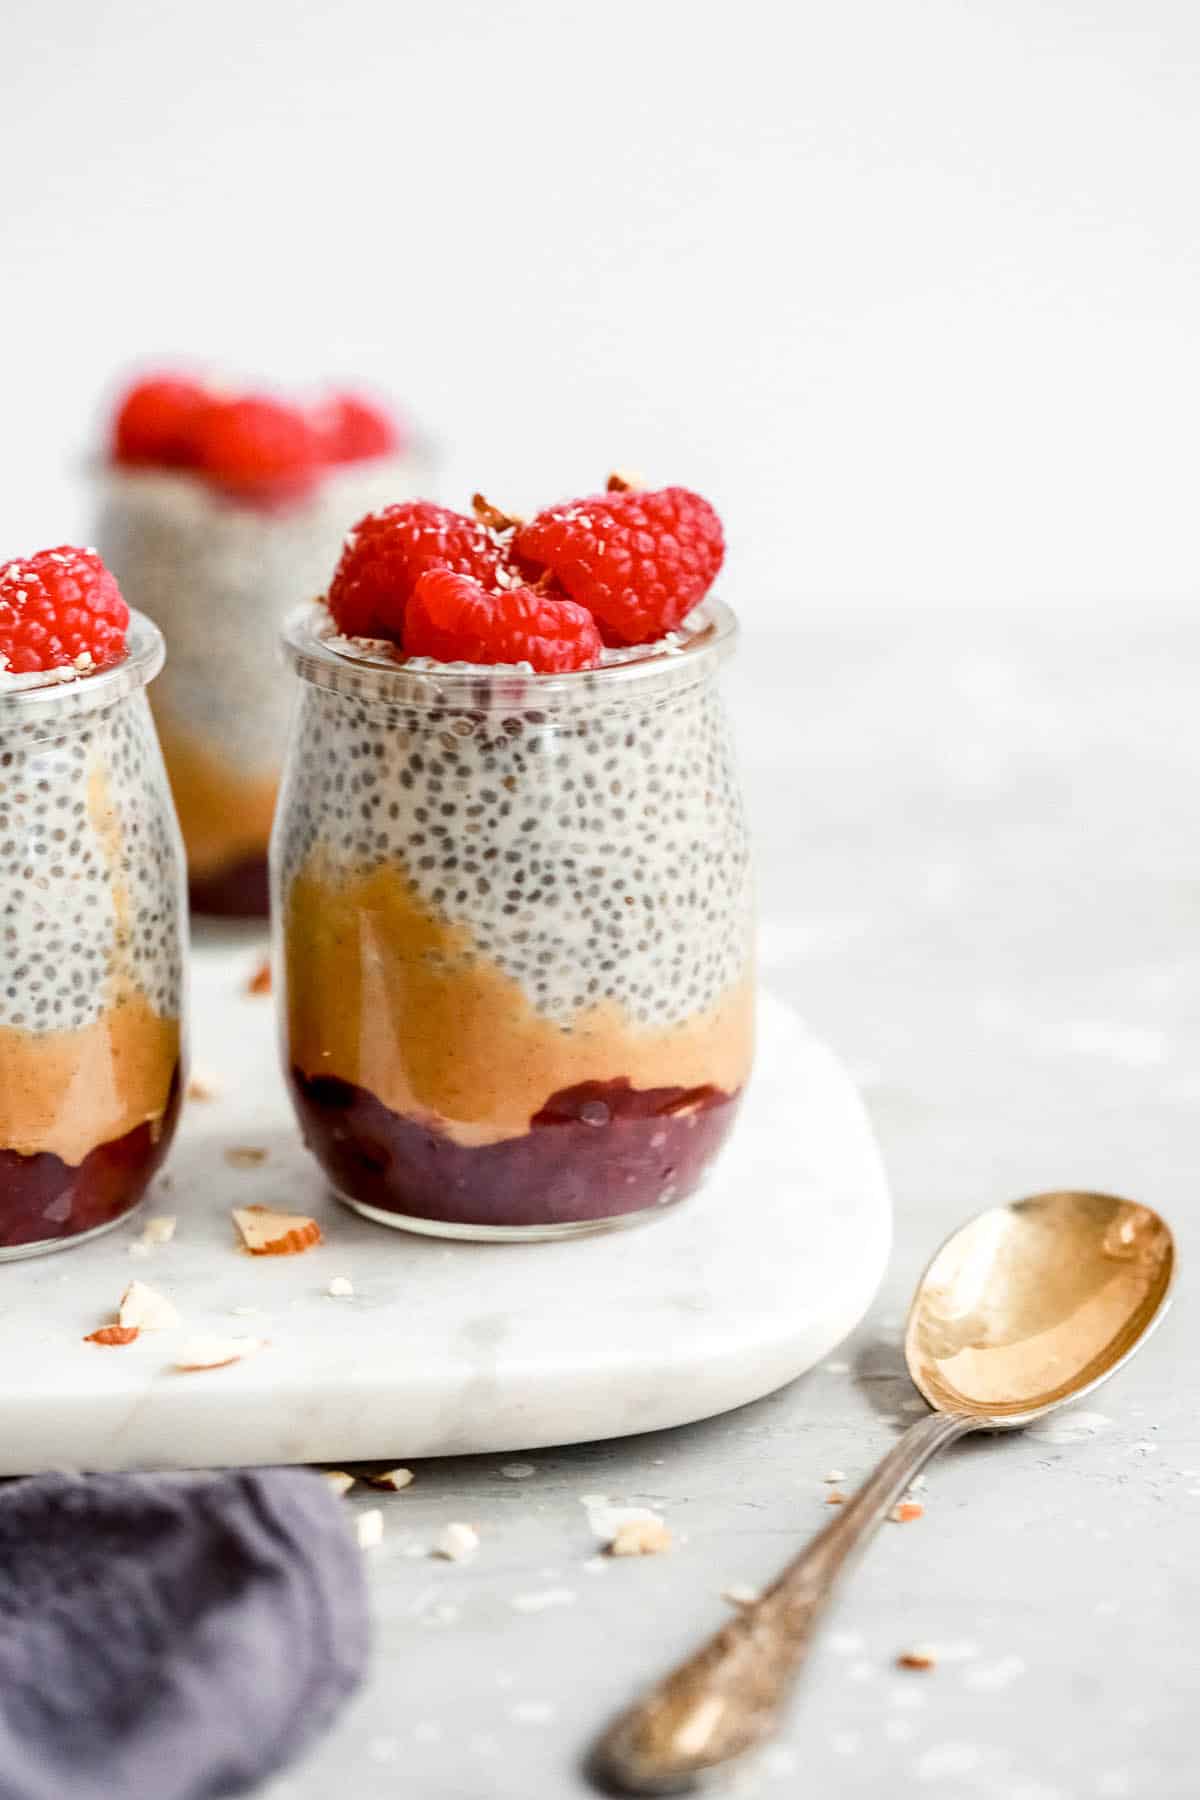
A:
[[906, 1189, 1175, 1425]]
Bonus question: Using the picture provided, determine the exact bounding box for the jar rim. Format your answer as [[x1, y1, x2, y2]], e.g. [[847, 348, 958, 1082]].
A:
[[0, 610, 165, 723], [280, 596, 738, 709]]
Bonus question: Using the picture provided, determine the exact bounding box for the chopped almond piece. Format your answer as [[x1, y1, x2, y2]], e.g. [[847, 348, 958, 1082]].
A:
[[246, 958, 272, 995], [119, 1280, 181, 1331], [608, 1518, 673, 1557], [141, 1216, 177, 1246], [433, 1521, 480, 1561], [323, 1471, 356, 1498], [367, 1468, 414, 1491], [471, 493, 524, 532], [85, 1325, 139, 1346], [606, 469, 645, 493], [187, 1072, 221, 1102], [897, 1647, 937, 1671], [327, 1275, 355, 1297], [225, 1146, 268, 1169], [891, 1502, 924, 1523], [176, 1335, 266, 1371], [826, 1491, 847, 1505], [233, 1204, 322, 1255]]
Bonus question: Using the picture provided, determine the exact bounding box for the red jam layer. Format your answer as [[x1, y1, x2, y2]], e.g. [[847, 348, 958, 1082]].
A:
[[0, 1065, 182, 1251], [189, 853, 271, 919], [288, 1069, 742, 1230]]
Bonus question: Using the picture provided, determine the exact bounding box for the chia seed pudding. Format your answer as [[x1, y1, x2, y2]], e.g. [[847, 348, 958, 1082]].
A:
[[273, 600, 754, 1238], [0, 614, 186, 1255], [94, 377, 428, 915]]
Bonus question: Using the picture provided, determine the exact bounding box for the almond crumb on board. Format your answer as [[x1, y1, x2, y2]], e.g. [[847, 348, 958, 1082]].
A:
[[891, 1502, 924, 1523], [225, 1146, 269, 1169], [233, 1204, 322, 1255], [119, 1280, 181, 1331], [84, 1325, 139, 1346], [824, 1469, 846, 1483], [434, 1521, 480, 1561], [826, 1491, 847, 1506], [327, 1275, 355, 1297], [141, 1216, 177, 1246], [186, 1072, 221, 1102], [323, 1471, 356, 1498], [721, 1583, 760, 1608], [245, 959, 272, 996], [897, 1647, 937, 1670], [176, 1335, 266, 1371], [606, 469, 645, 493], [367, 1468, 414, 1491], [356, 1508, 385, 1549], [608, 1518, 673, 1557]]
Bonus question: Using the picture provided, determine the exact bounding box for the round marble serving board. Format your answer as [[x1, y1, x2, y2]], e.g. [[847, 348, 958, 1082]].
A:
[[0, 933, 891, 1475]]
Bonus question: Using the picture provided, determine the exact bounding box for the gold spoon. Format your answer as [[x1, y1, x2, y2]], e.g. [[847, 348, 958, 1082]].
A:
[[590, 1190, 1175, 1796]]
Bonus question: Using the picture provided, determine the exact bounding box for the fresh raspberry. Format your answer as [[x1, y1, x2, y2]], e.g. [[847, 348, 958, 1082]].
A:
[[112, 375, 210, 468], [0, 546, 130, 675], [514, 485, 725, 646], [191, 394, 323, 500], [405, 569, 602, 671], [326, 501, 502, 641], [315, 390, 404, 463]]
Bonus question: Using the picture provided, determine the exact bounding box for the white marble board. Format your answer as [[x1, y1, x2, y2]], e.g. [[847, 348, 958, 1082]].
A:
[[0, 938, 891, 1475]]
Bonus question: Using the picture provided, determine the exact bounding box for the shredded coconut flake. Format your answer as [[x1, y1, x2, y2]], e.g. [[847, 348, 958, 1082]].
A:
[[176, 1335, 265, 1371], [510, 1588, 576, 1613], [357, 1508, 385, 1549]]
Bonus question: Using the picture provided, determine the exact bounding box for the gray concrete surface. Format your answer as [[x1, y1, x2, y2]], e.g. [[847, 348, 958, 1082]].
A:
[[266, 604, 1198, 1800]]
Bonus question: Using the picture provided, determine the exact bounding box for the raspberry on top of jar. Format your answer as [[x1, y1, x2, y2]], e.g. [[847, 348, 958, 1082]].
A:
[[109, 372, 407, 507], [0, 546, 184, 1253], [0, 544, 129, 683], [322, 476, 726, 668], [277, 475, 753, 1237], [97, 369, 422, 919]]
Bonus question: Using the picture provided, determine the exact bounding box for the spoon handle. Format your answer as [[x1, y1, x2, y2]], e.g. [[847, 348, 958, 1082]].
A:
[[590, 1409, 977, 1796]]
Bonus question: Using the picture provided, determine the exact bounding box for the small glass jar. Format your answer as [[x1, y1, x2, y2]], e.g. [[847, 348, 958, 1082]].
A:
[[0, 614, 187, 1257], [272, 601, 755, 1240], [93, 453, 428, 916]]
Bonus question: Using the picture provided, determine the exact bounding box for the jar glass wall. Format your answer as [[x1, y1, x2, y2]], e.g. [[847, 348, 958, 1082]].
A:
[[0, 615, 187, 1256], [272, 602, 754, 1240]]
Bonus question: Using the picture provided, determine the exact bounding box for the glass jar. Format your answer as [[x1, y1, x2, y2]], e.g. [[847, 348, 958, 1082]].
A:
[[93, 453, 428, 916], [0, 614, 187, 1257], [272, 601, 755, 1240]]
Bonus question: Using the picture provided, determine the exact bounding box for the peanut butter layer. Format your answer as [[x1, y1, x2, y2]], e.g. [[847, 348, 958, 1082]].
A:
[[155, 718, 278, 880], [285, 857, 755, 1146], [0, 993, 181, 1165]]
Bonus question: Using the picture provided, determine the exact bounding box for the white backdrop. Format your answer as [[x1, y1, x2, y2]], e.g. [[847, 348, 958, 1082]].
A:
[[2, 0, 1197, 616]]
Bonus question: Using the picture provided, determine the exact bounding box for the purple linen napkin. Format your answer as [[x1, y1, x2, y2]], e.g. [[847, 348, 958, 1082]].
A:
[[0, 1468, 369, 1800]]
